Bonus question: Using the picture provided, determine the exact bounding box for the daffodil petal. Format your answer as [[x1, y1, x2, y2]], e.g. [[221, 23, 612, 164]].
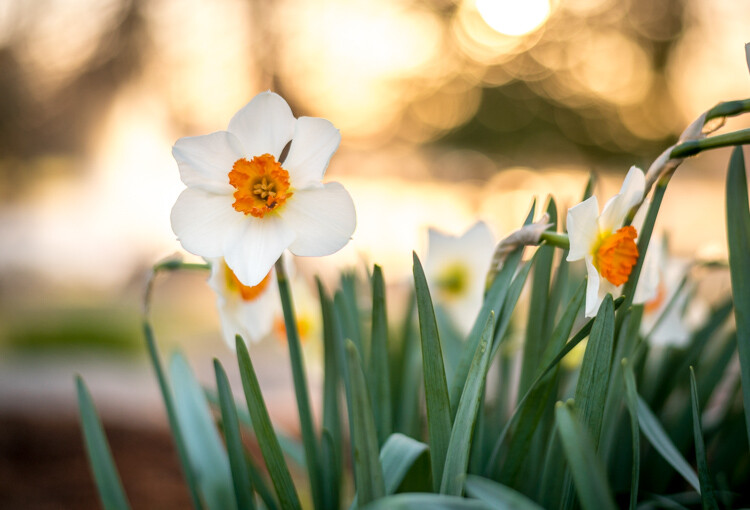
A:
[[171, 188, 244, 258], [584, 255, 604, 318], [566, 196, 600, 261], [172, 131, 242, 194], [283, 182, 356, 256], [228, 91, 296, 159], [599, 166, 645, 232], [223, 215, 295, 287], [283, 117, 341, 189]]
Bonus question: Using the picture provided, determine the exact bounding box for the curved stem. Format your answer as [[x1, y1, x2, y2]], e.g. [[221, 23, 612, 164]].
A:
[[670, 128, 750, 159], [540, 231, 570, 250]]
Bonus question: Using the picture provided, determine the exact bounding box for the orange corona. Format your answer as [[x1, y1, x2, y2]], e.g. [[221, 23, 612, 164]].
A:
[[225, 263, 272, 301], [228, 154, 292, 218], [593, 226, 639, 286]]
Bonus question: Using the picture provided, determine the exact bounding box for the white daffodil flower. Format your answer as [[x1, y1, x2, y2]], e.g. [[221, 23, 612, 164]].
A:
[[171, 91, 356, 287], [567, 166, 646, 317], [207, 257, 280, 349], [424, 221, 496, 336]]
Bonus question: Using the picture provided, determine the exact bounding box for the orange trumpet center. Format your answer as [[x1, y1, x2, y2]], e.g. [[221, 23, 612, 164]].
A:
[[225, 262, 272, 301], [228, 154, 292, 218], [593, 226, 639, 286]]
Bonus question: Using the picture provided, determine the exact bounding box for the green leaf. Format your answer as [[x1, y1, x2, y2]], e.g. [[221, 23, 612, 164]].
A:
[[345, 339, 386, 506], [490, 253, 535, 358], [555, 401, 618, 510], [725, 145, 750, 448], [143, 322, 204, 509], [235, 337, 302, 510], [369, 265, 392, 446], [75, 376, 131, 510], [441, 312, 495, 496], [636, 396, 700, 492], [450, 247, 523, 415], [350, 433, 431, 509], [412, 251, 453, 491], [622, 359, 641, 510], [689, 367, 719, 510], [362, 494, 491, 510], [170, 352, 237, 510], [573, 294, 615, 450], [275, 260, 324, 510], [214, 358, 256, 510], [464, 475, 544, 510], [520, 198, 557, 395]]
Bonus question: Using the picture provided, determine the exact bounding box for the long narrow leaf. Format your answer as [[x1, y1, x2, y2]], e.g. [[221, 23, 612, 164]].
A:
[[441, 312, 495, 496], [689, 368, 718, 509], [573, 294, 615, 449], [75, 376, 131, 510], [622, 359, 641, 510], [214, 359, 256, 510], [369, 265, 392, 446], [170, 352, 237, 510], [636, 396, 700, 493], [464, 475, 544, 510], [555, 402, 618, 510], [345, 339, 386, 506], [726, 145, 750, 447], [276, 260, 324, 510], [236, 338, 302, 510], [143, 322, 204, 509], [362, 494, 491, 510], [413, 251, 453, 490]]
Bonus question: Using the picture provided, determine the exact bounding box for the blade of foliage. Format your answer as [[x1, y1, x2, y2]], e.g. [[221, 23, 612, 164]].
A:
[[317, 280, 342, 510], [349, 433, 430, 509], [689, 367, 719, 509], [245, 454, 279, 510], [636, 396, 701, 492], [413, 251, 452, 490], [450, 246, 523, 415], [484, 293, 623, 475], [75, 376, 131, 510], [490, 253, 535, 357], [394, 289, 420, 437], [340, 271, 363, 355], [573, 294, 615, 450], [236, 338, 302, 510], [441, 312, 494, 496], [520, 198, 557, 394], [204, 389, 305, 468], [555, 402, 618, 510], [170, 352, 237, 510], [369, 265, 392, 446], [622, 359, 641, 510], [214, 359, 256, 510], [275, 260, 324, 510], [464, 475, 544, 510], [539, 426, 566, 508], [726, 145, 750, 447], [345, 339, 386, 506], [362, 494, 491, 510], [449, 199, 537, 414], [143, 322, 204, 509], [494, 281, 585, 483]]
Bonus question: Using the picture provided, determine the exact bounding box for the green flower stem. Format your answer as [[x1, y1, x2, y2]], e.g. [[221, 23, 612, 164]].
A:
[[670, 128, 750, 159], [705, 98, 750, 122], [153, 260, 211, 272], [275, 258, 324, 510], [540, 231, 570, 250]]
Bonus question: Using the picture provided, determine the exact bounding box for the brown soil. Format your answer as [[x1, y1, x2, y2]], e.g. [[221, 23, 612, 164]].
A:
[[0, 413, 192, 509]]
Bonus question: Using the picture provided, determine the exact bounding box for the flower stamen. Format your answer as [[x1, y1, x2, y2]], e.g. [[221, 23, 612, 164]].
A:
[[229, 154, 292, 218], [593, 226, 639, 286]]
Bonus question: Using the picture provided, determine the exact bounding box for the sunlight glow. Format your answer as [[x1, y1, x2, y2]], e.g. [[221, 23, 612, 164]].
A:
[[476, 0, 551, 37]]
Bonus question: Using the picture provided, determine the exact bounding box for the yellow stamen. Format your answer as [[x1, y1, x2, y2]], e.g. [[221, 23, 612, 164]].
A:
[[593, 226, 639, 286], [435, 262, 470, 299], [228, 154, 292, 218], [225, 263, 272, 301]]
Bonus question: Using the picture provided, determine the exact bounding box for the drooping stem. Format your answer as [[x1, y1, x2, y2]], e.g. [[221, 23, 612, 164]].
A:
[[539, 231, 571, 250], [670, 128, 750, 159], [704, 98, 750, 122], [275, 258, 324, 510]]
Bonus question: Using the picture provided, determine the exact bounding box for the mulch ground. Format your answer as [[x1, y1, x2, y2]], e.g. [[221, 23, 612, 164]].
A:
[[0, 413, 192, 509]]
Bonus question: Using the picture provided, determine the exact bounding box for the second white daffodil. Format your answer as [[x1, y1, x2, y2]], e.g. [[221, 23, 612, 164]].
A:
[[566, 166, 645, 317], [171, 92, 356, 287]]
